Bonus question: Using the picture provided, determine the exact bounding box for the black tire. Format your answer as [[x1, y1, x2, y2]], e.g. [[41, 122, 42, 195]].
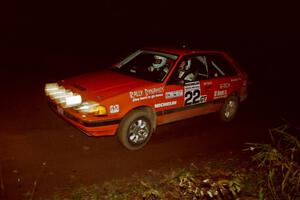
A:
[[117, 109, 154, 150], [219, 95, 239, 122]]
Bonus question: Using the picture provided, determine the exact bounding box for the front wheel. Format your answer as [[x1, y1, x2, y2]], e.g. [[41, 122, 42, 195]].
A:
[[219, 95, 239, 122], [117, 109, 154, 150]]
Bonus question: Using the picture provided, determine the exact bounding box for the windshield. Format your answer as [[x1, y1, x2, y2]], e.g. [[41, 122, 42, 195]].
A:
[[113, 50, 178, 83]]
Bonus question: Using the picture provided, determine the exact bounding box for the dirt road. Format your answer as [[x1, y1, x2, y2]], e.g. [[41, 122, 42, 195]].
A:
[[0, 68, 285, 200]]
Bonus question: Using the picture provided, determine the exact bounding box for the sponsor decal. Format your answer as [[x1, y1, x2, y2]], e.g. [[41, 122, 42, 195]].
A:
[[199, 95, 207, 103], [154, 101, 177, 108], [144, 87, 164, 96], [220, 83, 230, 89], [129, 90, 143, 99], [214, 90, 227, 99], [130, 87, 164, 102], [185, 81, 200, 91], [109, 104, 120, 113], [184, 81, 207, 105], [165, 90, 183, 99]]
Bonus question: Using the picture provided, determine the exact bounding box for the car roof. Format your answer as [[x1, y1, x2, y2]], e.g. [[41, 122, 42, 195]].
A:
[[142, 47, 225, 56]]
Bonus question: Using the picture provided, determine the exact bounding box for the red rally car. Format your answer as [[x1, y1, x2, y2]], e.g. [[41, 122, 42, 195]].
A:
[[45, 48, 248, 150]]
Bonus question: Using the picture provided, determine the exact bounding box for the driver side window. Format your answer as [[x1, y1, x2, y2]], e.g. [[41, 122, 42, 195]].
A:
[[168, 57, 193, 84], [168, 55, 210, 85]]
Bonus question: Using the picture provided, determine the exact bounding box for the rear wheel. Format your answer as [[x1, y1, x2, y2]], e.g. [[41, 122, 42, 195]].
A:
[[117, 109, 154, 150], [219, 95, 239, 122]]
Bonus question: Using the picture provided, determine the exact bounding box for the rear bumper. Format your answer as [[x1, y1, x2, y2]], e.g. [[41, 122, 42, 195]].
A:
[[49, 101, 120, 136]]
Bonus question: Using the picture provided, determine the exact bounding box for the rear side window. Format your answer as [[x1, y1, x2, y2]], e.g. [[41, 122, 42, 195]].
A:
[[207, 54, 237, 78]]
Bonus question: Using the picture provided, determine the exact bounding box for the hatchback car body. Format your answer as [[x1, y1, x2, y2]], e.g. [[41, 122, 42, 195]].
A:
[[45, 48, 248, 150]]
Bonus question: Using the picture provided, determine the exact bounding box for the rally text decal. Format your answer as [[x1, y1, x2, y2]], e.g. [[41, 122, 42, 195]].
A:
[[130, 87, 164, 102]]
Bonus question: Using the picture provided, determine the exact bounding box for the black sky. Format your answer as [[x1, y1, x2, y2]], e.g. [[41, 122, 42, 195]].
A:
[[1, 1, 299, 50], [0, 0, 300, 117], [1, 1, 300, 80]]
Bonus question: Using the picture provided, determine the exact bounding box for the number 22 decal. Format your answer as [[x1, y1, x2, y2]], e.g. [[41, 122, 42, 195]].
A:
[[184, 81, 207, 106], [185, 90, 200, 105]]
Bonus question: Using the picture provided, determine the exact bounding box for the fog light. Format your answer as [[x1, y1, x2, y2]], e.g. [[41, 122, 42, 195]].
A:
[[65, 95, 82, 107], [45, 83, 59, 96]]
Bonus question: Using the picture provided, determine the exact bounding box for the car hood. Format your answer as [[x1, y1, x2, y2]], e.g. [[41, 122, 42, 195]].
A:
[[61, 69, 156, 98]]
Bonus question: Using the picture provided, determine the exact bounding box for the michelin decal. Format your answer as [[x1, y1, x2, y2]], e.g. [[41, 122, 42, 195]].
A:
[[154, 101, 177, 108]]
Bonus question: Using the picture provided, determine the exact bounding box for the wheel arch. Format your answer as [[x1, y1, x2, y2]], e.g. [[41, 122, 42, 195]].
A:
[[123, 105, 157, 132]]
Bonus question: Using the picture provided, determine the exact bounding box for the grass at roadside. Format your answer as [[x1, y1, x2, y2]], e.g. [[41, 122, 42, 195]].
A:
[[37, 152, 261, 200], [26, 120, 300, 200]]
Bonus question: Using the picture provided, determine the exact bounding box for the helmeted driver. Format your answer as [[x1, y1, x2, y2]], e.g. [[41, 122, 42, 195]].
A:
[[148, 55, 169, 74]]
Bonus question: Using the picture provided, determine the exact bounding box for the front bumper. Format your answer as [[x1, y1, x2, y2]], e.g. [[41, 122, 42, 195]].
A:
[[48, 101, 120, 136]]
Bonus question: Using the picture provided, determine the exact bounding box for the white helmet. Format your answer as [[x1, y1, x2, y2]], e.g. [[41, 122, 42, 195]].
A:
[[152, 55, 167, 69]]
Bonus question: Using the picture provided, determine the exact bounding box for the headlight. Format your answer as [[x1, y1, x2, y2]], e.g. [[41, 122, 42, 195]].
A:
[[65, 95, 82, 107], [45, 83, 82, 107], [45, 83, 106, 115], [75, 101, 107, 116], [45, 83, 60, 96]]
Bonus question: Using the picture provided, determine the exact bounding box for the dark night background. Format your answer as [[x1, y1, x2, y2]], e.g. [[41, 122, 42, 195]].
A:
[[0, 1, 300, 199], [2, 0, 300, 117], [1, 0, 300, 117]]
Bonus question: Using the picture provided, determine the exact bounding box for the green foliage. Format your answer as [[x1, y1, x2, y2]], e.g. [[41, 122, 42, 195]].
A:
[[36, 122, 299, 200], [40, 166, 246, 200], [246, 121, 300, 200], [164, 167, 244, 199]]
